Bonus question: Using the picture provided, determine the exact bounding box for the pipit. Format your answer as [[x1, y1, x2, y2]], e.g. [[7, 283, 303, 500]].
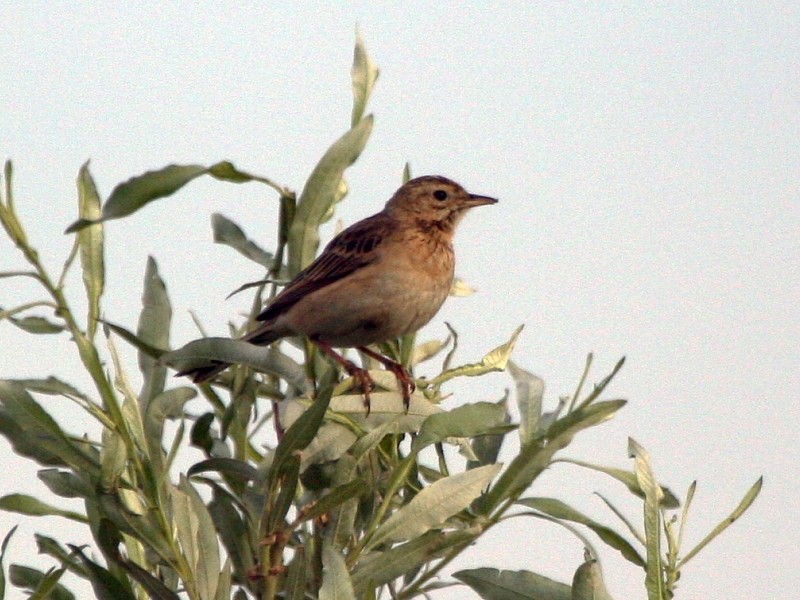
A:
[[178, 175, 497, 412]]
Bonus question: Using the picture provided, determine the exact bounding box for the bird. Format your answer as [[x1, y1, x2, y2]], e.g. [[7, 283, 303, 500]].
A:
[[177, 175, 497, 413]]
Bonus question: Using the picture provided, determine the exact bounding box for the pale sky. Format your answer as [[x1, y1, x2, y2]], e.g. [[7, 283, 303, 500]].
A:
[[2, 3, 798, 599]]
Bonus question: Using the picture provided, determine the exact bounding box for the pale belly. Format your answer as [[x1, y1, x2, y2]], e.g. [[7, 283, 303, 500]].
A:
[[285, 251, 453, 347]]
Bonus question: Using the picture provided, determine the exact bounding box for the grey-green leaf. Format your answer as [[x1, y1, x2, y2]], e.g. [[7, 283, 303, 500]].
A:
[[679, 476, 763, 567], [508, 360, 544, 445], [211, 213, 275, 267], [414, 402, 515, 451], [572, 558, 615, 600], [516, 497, 644, 567], [320, 542, 356, 600], [0, 381, 99, 475], [0, 494, 88, 523], [77, 162, 104, 337], [429, 325, 524, 386], [351, 28, 379, 126], [453, 567, 572, 600], [288, 116, 374, 274], [369, 464, 501, 548], [628, 438, 664, 600], [138, 257, 172, 403]]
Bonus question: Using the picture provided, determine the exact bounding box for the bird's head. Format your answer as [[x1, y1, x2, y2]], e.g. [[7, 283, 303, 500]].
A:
[[385, 175, 497, 233]]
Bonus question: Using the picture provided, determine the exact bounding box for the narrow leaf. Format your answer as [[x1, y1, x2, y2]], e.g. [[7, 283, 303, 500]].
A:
[[572, 558, 614, 600], [288, 116, 373, 274], [679, 476, 763, 567], [77, 162, 104, 337], [6, 314, 64, 334], [429, 325, 523, 386], [0, 381, 99, 474], [211, 213, 275, 267], [517, 497, 644, 567], [137, 257, 172, 403], [167, 338, 310, 392], [628, 438, 664, 600], [9, 565, 76, 600], [508, 360, 544, 445], [480, 400, 626, 515], [351, 530, 475, 594], [453, 567, 572, 600], [369, 464, 501, 548], [558, 458, 680, 508], [414, 402, 511, 451], [320, 542, 356, 600], [351, 28, 379, 126], [65, 164, 207, 232]]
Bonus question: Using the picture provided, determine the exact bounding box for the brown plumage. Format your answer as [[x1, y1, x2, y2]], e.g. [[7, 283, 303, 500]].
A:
[[178, 175, 497, 412]]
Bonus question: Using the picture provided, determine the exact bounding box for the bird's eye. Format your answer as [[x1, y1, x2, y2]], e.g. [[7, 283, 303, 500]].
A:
[[433, 190, 448, 201]]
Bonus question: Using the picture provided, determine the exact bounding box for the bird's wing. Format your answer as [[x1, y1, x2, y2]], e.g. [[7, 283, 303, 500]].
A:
[[257, 213, 392, 321]]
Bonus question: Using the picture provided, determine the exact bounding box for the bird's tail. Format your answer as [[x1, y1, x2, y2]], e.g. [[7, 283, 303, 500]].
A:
[[176, 323, 281, 384]]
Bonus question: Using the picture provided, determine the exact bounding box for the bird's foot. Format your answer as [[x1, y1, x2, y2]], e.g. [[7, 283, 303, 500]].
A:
[[313, 340, 375, 415], [344, 363, 376, 416], [357, 346, 414, 412]]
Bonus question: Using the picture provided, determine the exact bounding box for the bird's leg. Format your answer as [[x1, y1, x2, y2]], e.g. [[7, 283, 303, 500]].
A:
[[357, 346, 414, 412], [313, 340, 375, 414]]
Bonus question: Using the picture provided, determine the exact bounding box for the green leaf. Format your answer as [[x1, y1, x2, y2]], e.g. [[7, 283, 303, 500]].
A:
[[76, 162, 104, 338], [679, 476, 763, 567], [0, 526, 17, 599], [508, 360, 544, 445], [480, 400, 626, 515], [68, 545, 136, 600], [284, 547, 307, 600], [143, 387, 195, 452], [288, 116, 374, 274], [207, 485, 255, 581], [0, 408, 65, 467], [164, 338, 310, 392], [172, 480, 220, 598], [572, 557, 614, 600], [211, 213, 275, 267], [100, 319, 166, 360], [296, 479, 367, 524], [188, 458, 259, 483], [10, 377, 89, 401], [100, 427, 127, 491], [453, 567, 572, 600], [137, 257, 172, 404], [351, 530, 475, 594], [369, 463, 502, 548], [428, 325, 524, 386], [414, 401, 516, 451], [265, 454, 301, 535], [628, 438, 664, 600], [468, 396, 511, 469], [351, 28, 379, 127], [0, 494, 88, 522], [0, 381, 99, 475], [9, 565, 76, 600], [38, 469, 94, 499], [177, 477, 221, 600], [516, 497, 644, 567], [320, 542, 356, 600], [557, 458, 680, 509], [66, 164, 207, 232], [5, 314, 64, 334], [207, 160, 291, 196]]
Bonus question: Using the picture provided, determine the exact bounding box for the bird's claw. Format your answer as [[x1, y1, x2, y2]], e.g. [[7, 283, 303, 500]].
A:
[[346, 365, 376, 416]]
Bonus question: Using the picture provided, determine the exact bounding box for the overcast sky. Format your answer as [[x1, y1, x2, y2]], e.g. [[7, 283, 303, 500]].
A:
[[2, 3, 798, 599]]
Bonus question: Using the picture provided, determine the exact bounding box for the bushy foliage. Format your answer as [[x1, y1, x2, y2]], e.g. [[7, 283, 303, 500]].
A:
[[0, 35, 759, 600]]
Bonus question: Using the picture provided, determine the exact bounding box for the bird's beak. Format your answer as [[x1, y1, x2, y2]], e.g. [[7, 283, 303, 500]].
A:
[[465, 193, 498, 207]]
